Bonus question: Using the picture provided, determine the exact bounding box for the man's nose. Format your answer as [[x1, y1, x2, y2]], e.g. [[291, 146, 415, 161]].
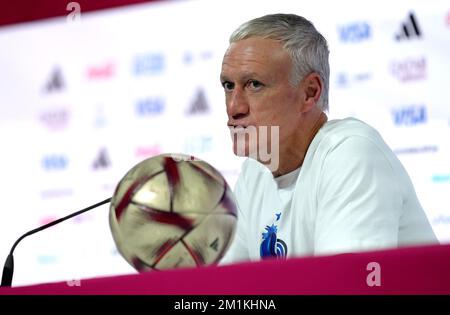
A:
[[227, 88, 249, 119]]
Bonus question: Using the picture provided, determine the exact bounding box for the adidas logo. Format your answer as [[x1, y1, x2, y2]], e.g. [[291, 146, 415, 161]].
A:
[[44, 67, 65, 93], [395, 12, 422, 40], [92, 148, 111, 170], [187, 89, 209, 115], [209, 237, 219, 251]]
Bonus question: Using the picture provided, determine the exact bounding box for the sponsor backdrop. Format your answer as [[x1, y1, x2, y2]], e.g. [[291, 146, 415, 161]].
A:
[[0, 0, 449, 286]]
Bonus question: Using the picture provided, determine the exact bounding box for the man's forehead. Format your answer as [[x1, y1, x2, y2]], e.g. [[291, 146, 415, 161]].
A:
[[223, 37, 285, 60], [220, 59, 271, 81], [221, 37, 289, 76]]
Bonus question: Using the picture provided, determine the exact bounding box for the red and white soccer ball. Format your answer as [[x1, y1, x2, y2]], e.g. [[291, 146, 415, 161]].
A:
[[109, 153, 237, 271]]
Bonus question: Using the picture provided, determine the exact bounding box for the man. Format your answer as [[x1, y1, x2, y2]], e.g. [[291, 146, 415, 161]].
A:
[[219, 13, 438, 264]]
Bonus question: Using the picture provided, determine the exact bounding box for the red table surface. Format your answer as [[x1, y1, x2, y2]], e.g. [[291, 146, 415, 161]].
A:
[[1, 243, 449, 295]]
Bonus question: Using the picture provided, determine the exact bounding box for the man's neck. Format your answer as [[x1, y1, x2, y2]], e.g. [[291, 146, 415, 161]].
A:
[[273, 112, 328, 178]]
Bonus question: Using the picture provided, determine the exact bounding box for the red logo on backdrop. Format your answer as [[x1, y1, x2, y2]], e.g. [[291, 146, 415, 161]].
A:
[[446, 10, 450, 27], [87, 62, 115, 79]]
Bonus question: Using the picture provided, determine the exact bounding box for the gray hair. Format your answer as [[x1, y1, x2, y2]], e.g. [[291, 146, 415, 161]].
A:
[[230, 13, 330, 111]]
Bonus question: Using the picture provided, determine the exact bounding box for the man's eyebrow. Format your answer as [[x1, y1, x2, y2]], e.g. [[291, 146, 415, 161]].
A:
[[220, 74, 230, 82], [220, 72, 263, 82], [241, 72, 263, 81]]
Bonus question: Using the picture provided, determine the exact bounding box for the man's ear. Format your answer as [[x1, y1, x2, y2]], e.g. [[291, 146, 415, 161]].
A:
[[300, 73, 323, 113]]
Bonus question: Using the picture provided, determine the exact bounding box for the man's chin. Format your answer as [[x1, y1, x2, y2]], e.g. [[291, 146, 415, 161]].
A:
[[233, 147, 248, 157], [233, 144, 260, 159]]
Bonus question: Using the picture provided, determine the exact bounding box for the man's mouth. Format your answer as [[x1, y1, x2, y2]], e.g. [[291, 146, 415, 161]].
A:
[[228, 124, 249, 129]]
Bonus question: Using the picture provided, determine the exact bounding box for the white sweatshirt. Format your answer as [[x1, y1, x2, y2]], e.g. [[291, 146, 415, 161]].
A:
[[221, 117, 438, 264]]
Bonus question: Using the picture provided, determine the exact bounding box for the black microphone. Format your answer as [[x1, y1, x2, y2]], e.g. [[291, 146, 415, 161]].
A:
[[1, 197, 111, 287]]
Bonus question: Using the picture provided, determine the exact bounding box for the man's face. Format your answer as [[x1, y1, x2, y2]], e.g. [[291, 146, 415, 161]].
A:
[[220, 37, 302, 157]]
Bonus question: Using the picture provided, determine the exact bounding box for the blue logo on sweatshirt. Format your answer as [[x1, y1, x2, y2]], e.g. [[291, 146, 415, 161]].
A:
[[260, 212, 287, 259]]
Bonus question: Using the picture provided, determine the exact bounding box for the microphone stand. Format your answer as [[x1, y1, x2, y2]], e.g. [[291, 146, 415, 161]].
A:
[[1, 197, 111, 287]]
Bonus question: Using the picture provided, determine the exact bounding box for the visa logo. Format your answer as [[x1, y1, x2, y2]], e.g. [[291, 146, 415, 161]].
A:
[[134, 53, 165, 75], [42, 155, 68, 170], [184, 136, 213, 154], [37, 255, 58, 265], [135, 98, 165, 115], [431, 174, 450, 183], [338, 22, 371, 42], [392, 105, 427, 126], [432, 214, 450, 225]]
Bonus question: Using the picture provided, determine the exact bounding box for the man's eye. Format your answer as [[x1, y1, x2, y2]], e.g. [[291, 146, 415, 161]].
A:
[[222, 81, 234, 91], [247, 80, 263, 90]]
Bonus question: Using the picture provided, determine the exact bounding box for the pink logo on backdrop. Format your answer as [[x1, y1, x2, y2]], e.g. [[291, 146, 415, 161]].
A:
[[39, 108, 70, 130], [390, 56, 426, 82], [446, 10, 450, 27], [87, 62, 116, 79], [39, 216, 58, 226], [135, 145, 162, 159]]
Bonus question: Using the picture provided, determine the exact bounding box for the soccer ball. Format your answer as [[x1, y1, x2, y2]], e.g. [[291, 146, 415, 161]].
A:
[[109, 153, 237, 271]]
